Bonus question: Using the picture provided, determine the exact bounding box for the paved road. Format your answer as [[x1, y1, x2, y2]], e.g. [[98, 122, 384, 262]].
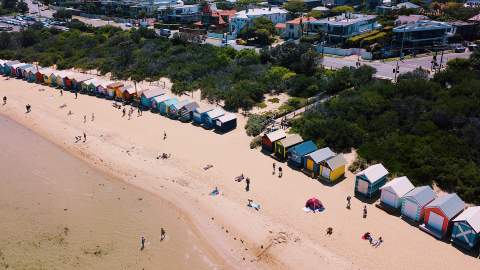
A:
[[322, 52, 472, 79]]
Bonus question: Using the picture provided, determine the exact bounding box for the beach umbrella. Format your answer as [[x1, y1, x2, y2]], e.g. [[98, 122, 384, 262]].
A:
[[305, 197, 323, 211]]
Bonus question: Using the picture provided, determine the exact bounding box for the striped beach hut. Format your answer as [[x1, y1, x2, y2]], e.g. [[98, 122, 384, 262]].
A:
[[3, 61, 19, 76], [91, 79, 111, 96], [151, 95, 170, 111], [24, 67, 37, 82], [192, 107, 213, 124], [215, 113, 237, 132], [451, 206, 480, 250], [303, 147, 335, 177], [420, 193, 465, 239], [354, 164, 389, 199], [120, 85, 136, 101], [262, 129, 286, 152], [106, 82, 124, 100], [38, 68, 55, 86], [168, 100, 190, 118], [140, 88, 165, 108], [319, 154, 347, 182], [11, 62, 28, 77], [55, 71, 68, 88], [159, 98, 179, 115], [401, 186, 436, 222], [178, 101, 199, 121], [275, 135, 303, 160], [71, 74, 93, 92], [204, 108, 225, 128], [81, 78, 97, 94], [17, 64, 33, 79], [288, 140, 317, 167], [379, 176, 415, 209]]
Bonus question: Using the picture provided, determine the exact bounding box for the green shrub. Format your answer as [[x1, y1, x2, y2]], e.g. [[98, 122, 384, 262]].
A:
[[250, 136, 262, 149], [268, 97, 280, 103]]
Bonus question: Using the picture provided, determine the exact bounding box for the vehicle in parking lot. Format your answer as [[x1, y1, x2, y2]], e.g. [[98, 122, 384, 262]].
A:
[[454, 45, 466, 53]]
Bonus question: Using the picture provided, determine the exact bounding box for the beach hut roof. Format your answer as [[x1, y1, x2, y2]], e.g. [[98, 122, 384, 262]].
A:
[[164, 98, 179, 106], [142, 88, 165, 99], [5, 60, 20, 66], [107, 82, 124, 88], [121, 85, 136, 94], [11, 62, 28, 69], [265, 129, 286, 142], [404, 186, 436, 206], [289, 140, 317, 156], [380, 176, 414, 197], [72, 73, 93, 82], [216, 113, 237, 123], [453, 206, 480, 233], [278, 134, 303, 148], [206, 108, 225, 119], [38, 67, 55, 74], [24, 66, 37, 73], [326, 154, 347, 170], [182, 101, 199, 112], [308, 147, 335, 163], [194, 107, 214, 114], [172, 100, 191, 110], [357, 164, 389, 183], [427, 193, 465, 219], [153, 95, 170, 103]]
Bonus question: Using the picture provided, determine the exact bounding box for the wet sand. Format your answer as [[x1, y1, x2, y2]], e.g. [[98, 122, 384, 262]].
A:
[[0, 115, 222, 270]]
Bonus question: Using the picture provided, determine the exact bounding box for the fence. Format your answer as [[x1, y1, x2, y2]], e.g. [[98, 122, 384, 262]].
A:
[[316, 46, 373, 60]]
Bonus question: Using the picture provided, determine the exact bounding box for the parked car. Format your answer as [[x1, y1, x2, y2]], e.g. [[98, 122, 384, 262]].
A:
[[159, 28, 171, 37], [454, 45, 466, 53]]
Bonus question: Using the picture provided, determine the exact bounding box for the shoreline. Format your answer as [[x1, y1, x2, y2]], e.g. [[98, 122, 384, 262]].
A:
[[1, 76, 478, 270]]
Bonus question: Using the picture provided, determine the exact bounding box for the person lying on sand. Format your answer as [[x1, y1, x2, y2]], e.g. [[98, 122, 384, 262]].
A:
[[161, 153, 171, 159], [2, 96, 6, 105], [203, 164, 213, 170], [326, 227, 333, 236], [235, 174, 244, 182], [210, 187, 219, 196], [59, 104, 67, 109], [372, 237, 383, 247], [247, 199, 261, 211]]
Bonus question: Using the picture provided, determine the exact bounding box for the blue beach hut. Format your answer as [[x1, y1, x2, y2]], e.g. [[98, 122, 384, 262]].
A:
[[151, 95, 170, 111], [354, 164, 389, 199], [204, 108, 225, 129], [192, 107, 214, 124], [140, 88, 165, 109], [178, 101, 199, 122], [214, 113, 237, 132], [168, 100, 190, 118], [401, 186, 436, 222], [451, 206, 480, 250], [159, 98, 178, 115], [288, 140, 317, 167]]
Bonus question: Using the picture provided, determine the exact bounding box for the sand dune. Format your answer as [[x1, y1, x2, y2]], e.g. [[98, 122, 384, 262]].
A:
[[0, 77, 478, 270]]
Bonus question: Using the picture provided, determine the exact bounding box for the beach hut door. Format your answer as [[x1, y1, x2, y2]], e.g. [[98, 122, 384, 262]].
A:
[[321, 166, 331, 179], [428, 212, 444, 232], [357, 179, 369, 194], [381, 191, 396, 207], [306, 159, 314, 171], [403, 201, 417, 220]]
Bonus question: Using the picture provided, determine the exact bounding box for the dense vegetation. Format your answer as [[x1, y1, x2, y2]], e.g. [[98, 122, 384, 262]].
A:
[[292, 53, 480, 203], [0, 0, 28, 15]]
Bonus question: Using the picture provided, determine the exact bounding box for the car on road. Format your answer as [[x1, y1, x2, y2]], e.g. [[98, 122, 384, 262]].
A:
[[454, 45, 466, 53], [125, 23, 132, 28]]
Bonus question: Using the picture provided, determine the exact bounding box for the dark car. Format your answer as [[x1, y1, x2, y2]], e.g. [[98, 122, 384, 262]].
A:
[[454, 46, 466, 53]]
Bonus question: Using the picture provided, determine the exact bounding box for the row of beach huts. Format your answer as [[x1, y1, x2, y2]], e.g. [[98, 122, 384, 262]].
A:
[[0, 60, 237, 132], [261, 128, 480, 251]]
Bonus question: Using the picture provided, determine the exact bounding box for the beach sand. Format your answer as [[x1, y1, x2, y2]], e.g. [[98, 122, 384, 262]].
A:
[[0, 77, 478, 270]]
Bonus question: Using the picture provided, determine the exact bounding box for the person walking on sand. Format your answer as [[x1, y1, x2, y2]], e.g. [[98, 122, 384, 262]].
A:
[[278, 166, 283, 178], [137, 107, 141, 117], [363, 205, 367, 218], [60, 89, 63, 96], [245, 177, 250, 192], [2, 96, 6, 105], [122, 108, 126, 117], [83, 115, 87, 123], [163, 131, 167, 140], [26, 104, 31, 113], [91, 113, 95, 122], [74, 91, 78, 99], [160, 228, 166, 241], [141, 236, 146, 250], [346, 195, 351, 209], [83, 132, 87, 142], [272, 163, 276, 175]]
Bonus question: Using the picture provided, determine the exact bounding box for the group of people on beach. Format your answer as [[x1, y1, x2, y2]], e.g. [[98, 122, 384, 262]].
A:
[[272, 163, 283, 178], [362, 232, 383, 247], [140, 228, 166, 251]]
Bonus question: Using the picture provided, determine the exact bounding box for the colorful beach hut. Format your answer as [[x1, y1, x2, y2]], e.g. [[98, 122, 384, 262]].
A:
[[215, 113, 237, 132], [275, 134, 303, 160], [204, 108, 225, 128], [159, 98, 179, 115], [318, 154, 347, 182], [0, 59, 6, 74], [262, 129, 286, 152], [55, 71, 69, 88], [420, 193, 465, 239], [354, 164, 389, 198], [379, 176, 415, 209], [288, 140, 317, 167], [17, 64, 33, 79], [106, 82, 124, 100], [303, 147, 335, 177], [11, 63, 28, 77], [3, 61, 19, 76], [178, 101, 199, 122], [192, 107, 214, 124], [168, 100, 190, 118], [451, 206, 480, 250], [151, 95, 171, 111], [81, 78, 96, 94], [120, 85, 136, 101], [401, 186, 436, 222], [140, 88, 165, 108], [71, 74, 93, 92], [24, 67, 37, 82]]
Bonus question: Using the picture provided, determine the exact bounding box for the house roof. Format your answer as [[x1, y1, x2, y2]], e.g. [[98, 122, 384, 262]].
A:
[[206, 108, 225, 119], [356, 164, 389, 184], [426, 193, 465, 219], [194, 107, 214, 114], [234, 7, 287, 19], [393, 20, 453, 33], [395, 15, 429, 25], [308, 147, 335, 163], [315, 13, 377, 26], [326, 154, 347, 170], [153, 95, 171, 104], [278, 134, 303, 148], [142, 88, 165, 99], [396, 2, 420, 9], [380, 176, 414, 197], [312, 6, 329, 11], [265, 129, 286, 142], [288, 140, 317, 156], [453, 206, 480, 233], [404, 186, 436, 207], [286, 16, 317, 25], [107, 82, 124, 88], [217, 113, 237, 123]]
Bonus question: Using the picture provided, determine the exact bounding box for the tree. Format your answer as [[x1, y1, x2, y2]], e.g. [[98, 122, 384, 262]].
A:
[[331, 5, 354, 15], [2, 0, 17, 10], [283, 0, 306, 15], [263, 66, 295, 92], [238, 17, 276, 46], [16, 0, 28, 14], [0, 31, 10, 49]]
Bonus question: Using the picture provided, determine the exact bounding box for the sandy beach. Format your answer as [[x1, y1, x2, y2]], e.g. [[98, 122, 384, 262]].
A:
[[0, 76, 479, 270]]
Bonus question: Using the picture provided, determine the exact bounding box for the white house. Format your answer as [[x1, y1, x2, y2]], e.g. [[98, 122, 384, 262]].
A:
[[379, 176, 415, 209], [230, 7, 288, 35]]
